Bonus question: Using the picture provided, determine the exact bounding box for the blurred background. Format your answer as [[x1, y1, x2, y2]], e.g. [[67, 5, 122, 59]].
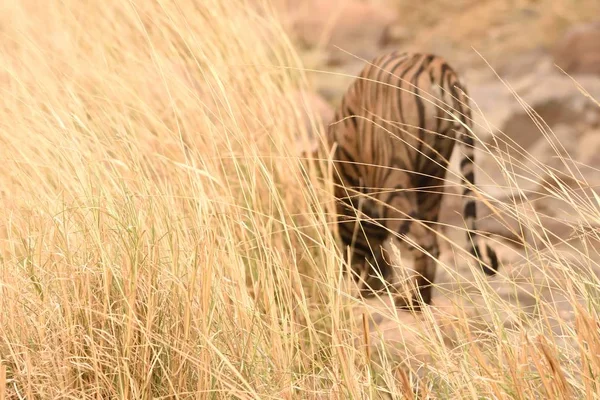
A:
[[277, 0, 600, 91]]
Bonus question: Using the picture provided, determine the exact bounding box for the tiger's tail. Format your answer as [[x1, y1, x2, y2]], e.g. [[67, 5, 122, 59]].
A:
[[457, 115, 499, 276]]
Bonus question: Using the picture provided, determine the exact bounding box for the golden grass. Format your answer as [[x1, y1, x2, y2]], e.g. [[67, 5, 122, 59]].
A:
[[0, 0, 599, 398]]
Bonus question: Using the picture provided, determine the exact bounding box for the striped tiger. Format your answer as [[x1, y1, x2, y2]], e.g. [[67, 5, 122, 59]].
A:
[[322, 51, 499, 310]]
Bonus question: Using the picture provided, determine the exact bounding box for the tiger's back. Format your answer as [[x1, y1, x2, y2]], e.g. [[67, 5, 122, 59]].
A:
[[325, 52, 499, 308]]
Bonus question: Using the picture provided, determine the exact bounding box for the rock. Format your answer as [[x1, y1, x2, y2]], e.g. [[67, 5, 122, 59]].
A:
[[578, 129, 600, 167], [469, 121, 600, 250], [525, 124, 579, 172], [379, 24, 412, 48], [495, 47, 554, 80], [471, 123, 586, 246], [441, 75, 600, 250], [462, 71, 600, 207], [553, 21, 600, 77], [470, 74, 600, 152], [468, 81, 516, 143], [289, 0, 397, 65], [292, 89, 334, 155], [293, 89, 334, 130]]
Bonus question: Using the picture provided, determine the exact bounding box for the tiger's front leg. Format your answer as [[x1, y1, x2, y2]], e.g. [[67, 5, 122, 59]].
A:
[[392, 234, 439, 311], [336, 200, 395, 298], [356, 244, 394, 296], [386, 198, 440, 311]]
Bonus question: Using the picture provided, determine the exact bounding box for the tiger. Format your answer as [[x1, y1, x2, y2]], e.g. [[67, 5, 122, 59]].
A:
[[318, 51, 499, 310]]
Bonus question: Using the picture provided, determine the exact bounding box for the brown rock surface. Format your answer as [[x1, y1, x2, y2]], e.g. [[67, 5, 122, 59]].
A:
[[288, 0, 397, 65], [553, 21, 600, 77]]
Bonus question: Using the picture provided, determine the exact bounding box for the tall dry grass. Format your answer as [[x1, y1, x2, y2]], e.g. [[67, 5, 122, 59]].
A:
[[0, 0, 347, 397], [0, 0, 599, 398]]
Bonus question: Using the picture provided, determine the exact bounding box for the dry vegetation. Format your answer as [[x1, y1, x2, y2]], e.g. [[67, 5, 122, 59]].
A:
[[0, 0, 599, 398]]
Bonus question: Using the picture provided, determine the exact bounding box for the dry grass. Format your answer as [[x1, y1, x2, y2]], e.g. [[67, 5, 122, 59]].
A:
[[0, 0, 599, 398]]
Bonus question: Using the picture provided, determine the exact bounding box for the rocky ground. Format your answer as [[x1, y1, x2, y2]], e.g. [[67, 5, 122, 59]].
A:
[[281, 0, 600, 367]]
